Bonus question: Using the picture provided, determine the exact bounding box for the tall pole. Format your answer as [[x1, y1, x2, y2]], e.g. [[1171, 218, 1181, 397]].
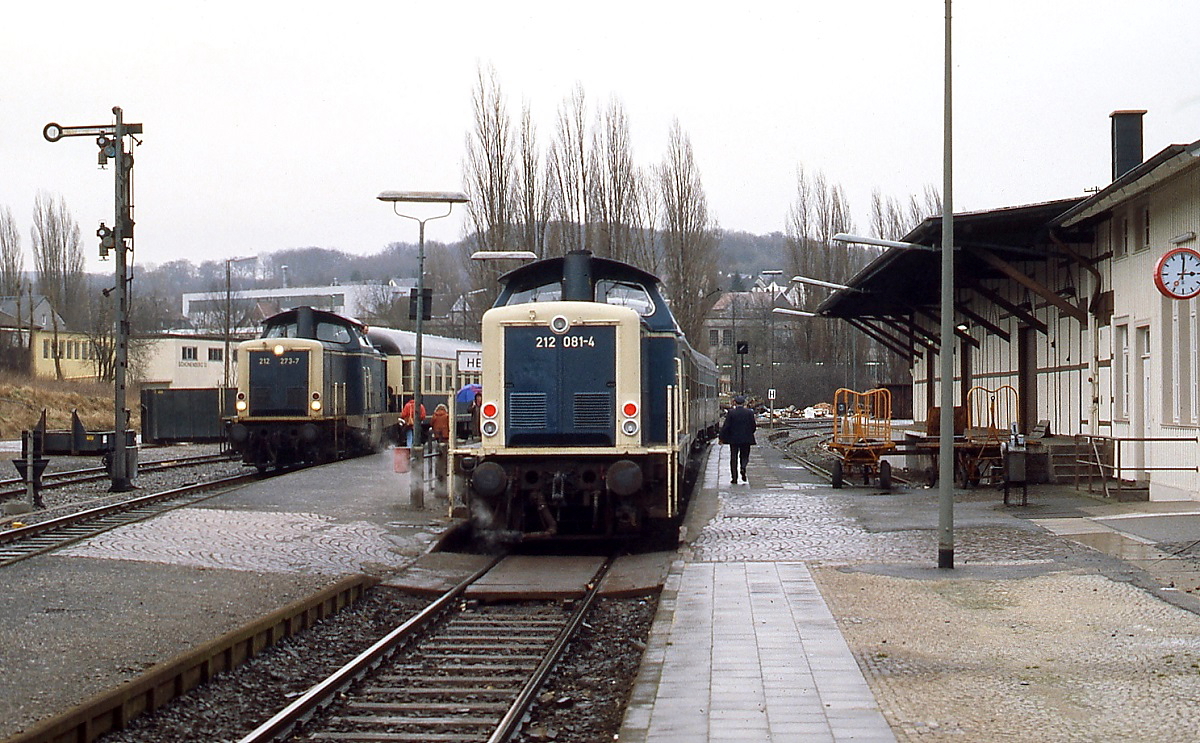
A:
[[412, 220, 426, 510], [938, 0, 956, 568], [224, 259, 232, 391], [111, 107, 133, 492]]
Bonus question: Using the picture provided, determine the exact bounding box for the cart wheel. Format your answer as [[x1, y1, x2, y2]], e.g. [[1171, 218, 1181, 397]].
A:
[[831, 460, 844, 489], [879, 460, 892, 490]]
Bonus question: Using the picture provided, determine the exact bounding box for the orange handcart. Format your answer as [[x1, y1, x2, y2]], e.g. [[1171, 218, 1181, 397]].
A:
[[823, 388, 896, 489]]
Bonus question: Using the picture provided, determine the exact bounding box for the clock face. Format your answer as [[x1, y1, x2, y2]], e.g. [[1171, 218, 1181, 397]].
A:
[[1154, 247, 1200, 300]]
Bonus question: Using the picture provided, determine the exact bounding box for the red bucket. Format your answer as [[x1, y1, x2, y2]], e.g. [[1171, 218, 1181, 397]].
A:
[[393, 447, 411, 473]]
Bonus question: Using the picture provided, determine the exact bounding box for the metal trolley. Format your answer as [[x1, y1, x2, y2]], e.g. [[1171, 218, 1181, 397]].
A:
[[824, 387, 896, 489]]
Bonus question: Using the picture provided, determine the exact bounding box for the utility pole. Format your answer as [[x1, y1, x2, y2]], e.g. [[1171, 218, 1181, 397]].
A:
[[44, 107, 141, 492]]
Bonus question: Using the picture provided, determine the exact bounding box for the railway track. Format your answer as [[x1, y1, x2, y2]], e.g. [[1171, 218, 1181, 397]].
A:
[[0, 451, 238, 499], [0, 472, 257, 567], [241, 556, 614, 743]]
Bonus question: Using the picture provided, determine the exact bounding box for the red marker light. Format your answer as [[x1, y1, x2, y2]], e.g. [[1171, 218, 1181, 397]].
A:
[[623, 402, 639, 417], [482, 402, 498, 418]]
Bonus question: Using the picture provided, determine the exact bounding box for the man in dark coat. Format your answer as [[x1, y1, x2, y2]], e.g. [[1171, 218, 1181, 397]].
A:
[[719, 395, 756, 484]]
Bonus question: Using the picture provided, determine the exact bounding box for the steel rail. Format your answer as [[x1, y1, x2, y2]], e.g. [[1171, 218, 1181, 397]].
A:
[[0, 451, 237, 497], [488, 556, 615, 743], [237, 556, 504, 743]]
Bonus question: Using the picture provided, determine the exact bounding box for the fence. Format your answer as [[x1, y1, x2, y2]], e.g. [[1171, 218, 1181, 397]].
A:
[[1072, 434, 1199, 498]]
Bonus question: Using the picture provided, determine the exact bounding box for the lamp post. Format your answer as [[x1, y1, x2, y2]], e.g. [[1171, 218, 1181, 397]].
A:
[[378, 190, 469, 510], [224, 256, 255, 393]]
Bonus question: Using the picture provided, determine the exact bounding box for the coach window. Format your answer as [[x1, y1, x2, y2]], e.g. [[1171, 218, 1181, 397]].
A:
[[424, 361, 433, 392], [402, 360, 414, 394]]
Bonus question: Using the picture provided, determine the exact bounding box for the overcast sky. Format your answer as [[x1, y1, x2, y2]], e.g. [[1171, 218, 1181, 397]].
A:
[[4, 0, 1199, 275]]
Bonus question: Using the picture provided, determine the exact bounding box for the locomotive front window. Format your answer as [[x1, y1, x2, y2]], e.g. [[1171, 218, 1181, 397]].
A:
[[264, 322, 299, 338], [597, 280, 654, 316], [505, 281, 562, 305], [315, 321, 352, 344]]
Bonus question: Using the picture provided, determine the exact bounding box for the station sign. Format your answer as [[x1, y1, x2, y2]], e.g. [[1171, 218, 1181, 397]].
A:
[[458, 350, 482, 373]]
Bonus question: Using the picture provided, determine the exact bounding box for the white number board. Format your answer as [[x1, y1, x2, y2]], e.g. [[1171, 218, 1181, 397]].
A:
[[457, 350, 483, 373]]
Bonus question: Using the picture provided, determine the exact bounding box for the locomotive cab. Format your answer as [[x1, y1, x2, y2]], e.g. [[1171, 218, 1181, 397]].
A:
[[454, 251, 718, 541]]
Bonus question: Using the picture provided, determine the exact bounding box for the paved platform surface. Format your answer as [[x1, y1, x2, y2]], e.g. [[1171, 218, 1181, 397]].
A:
[[621, 439, 1200, 742], [620, 447, 895, 743]]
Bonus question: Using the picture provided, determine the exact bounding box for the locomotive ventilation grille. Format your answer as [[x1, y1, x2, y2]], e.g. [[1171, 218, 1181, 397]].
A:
[[574, 392, 613, 429], [508, 392, 547, 429]]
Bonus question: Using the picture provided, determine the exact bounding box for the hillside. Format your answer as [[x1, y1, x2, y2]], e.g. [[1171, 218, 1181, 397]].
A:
[[0, 374, 139, 443]]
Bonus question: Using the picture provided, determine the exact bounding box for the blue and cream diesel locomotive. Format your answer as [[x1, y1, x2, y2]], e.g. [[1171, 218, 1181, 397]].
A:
[[453, 251, 719, 541], [228, 307, 389, 470]]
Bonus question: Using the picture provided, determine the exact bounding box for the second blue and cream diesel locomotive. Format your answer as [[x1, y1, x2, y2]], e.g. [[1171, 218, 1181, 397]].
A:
[[453, 251, 719, 541]]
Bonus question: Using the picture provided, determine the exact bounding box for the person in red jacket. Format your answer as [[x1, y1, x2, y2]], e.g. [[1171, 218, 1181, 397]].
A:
[[719, 395, 757, 485], [400, 398, 426, 447]]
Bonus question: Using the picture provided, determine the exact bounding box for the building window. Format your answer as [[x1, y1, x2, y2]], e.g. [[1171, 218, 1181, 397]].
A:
[[709, 329, 720, 347], [182, 346, 198, 361], [43, 339, 50, 359], [208, 347, 223, 362], [1116, 215, 1130, 259]]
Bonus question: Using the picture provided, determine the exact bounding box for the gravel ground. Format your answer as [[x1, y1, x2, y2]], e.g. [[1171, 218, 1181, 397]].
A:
[[94, 589, 657, 743], [102, 587, 428, 743], [516, 595, 659, 743]]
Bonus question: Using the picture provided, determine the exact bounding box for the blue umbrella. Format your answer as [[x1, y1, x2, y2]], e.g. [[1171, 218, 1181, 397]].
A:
[[456, 383, 482, 404]]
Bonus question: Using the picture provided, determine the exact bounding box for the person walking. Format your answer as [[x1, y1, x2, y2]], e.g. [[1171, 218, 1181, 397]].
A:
[[719, 395, 757, 485]]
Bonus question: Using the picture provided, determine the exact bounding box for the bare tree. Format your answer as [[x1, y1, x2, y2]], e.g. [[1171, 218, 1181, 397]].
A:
[[0, 205, 22, 297], [515, 102, 549, 257], [589, 97, 647, 265], [546, 84, 590, 255], [657, 119, 719, 343], [909, 184, 943, 228], [464, 63, 515, 255], [30, 193, 85, 323]]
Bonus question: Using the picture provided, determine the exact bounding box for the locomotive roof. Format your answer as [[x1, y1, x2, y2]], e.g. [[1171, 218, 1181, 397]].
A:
[[497, 253, 662, 291], [494, 252, 681, 333], [262, 306, 367, 331]]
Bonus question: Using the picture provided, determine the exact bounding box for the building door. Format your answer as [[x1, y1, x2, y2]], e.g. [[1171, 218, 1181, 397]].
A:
[[1132, 324, 1151, 482], [1017, 327, 1038, 435]]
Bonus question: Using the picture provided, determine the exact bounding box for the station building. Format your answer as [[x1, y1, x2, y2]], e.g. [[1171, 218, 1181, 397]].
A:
[[820, 110, 1200, 501]]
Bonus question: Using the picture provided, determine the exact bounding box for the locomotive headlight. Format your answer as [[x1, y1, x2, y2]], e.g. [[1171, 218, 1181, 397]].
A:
[[235, 399, 248, 412], [481, 419, 498, 437], [550, 314, 570, 333], [622, 419, 640, 436], [310, 392, 322, 412], [273, 344, 286, 356]]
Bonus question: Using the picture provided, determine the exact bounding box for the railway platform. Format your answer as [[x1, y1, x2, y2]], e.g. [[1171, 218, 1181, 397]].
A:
[[618, 446, 895, 743], [621, 436, 1200, 742]]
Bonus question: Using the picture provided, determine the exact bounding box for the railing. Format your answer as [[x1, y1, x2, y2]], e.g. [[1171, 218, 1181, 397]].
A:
[[1072, 434, 1199, 498]]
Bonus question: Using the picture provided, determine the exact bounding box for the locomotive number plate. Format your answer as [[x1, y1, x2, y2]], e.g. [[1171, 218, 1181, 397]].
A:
[[535, 335, 596, 349]]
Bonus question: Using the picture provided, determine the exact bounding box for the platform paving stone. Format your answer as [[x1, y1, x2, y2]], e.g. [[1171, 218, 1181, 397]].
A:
[[621, 438, 1200, 742]]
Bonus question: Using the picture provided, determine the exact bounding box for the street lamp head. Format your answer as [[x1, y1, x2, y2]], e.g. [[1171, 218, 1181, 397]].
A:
[[471, 250, 538, 261], [377, 190, 469, 204]]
